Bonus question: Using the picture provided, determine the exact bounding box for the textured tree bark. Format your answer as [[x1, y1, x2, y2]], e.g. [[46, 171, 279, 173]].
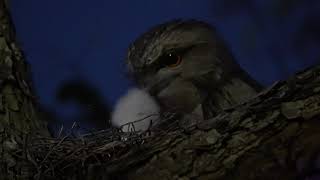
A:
[[93, 65, 320, 180], [0, 0, 50, 179]]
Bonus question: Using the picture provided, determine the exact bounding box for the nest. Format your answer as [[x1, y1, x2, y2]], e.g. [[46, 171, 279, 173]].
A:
[[27, 112, 181, 179]]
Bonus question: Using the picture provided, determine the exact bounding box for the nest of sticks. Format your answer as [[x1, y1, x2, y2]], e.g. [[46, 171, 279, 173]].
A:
[[27, 112, 180, 179]]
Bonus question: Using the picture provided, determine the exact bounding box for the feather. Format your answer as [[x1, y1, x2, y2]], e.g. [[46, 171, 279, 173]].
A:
[[111, 88, 160, 132]]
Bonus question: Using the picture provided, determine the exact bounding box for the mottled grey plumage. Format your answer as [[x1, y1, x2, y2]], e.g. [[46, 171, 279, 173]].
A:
[[126, 19, 263, 120]]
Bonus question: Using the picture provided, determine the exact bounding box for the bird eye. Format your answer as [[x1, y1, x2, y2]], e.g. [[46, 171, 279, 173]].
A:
[[162, 52, 182, 68]]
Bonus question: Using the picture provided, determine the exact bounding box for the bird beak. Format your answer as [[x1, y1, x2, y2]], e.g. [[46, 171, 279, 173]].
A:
[[144, 74, 179, 97], [144, 80, 168, 96]]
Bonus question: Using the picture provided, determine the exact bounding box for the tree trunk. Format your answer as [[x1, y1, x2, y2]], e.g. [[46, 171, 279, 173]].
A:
[[0, 0, 50, 179]]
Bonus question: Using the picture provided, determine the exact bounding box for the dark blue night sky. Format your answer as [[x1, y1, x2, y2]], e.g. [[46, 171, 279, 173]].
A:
[[8, 0, 320, 130]]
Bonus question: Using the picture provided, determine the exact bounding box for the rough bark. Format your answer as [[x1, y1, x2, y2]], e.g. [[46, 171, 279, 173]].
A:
[[0, 0, 50, 179], [33, 65, 318, 180], [87, 64, 320, 180]]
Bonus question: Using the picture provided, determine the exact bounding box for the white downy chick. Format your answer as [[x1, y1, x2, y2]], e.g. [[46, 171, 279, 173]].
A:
[[111, 88, 160, 132]]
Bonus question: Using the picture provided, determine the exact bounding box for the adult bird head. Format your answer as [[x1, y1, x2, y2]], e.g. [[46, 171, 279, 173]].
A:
[[126, 19, 263, 118]]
